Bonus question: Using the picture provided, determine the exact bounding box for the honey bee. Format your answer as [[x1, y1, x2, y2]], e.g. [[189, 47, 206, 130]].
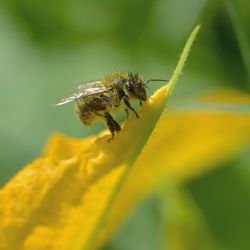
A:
[[54, 72, 167, 141]]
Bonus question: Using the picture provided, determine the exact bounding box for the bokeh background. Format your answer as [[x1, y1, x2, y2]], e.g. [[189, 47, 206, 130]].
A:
[[0, 0, 250, 249]]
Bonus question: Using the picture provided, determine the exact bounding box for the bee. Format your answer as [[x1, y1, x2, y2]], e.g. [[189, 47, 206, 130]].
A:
[[54, 72, 167, 141]]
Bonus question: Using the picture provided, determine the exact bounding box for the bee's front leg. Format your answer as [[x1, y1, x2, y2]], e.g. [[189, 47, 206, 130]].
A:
[[124, 108, 129, 119], [122, 96, 139, 118]]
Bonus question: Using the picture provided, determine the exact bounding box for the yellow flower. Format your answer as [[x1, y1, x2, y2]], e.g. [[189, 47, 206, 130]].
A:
[[1, 25, 250, 250]]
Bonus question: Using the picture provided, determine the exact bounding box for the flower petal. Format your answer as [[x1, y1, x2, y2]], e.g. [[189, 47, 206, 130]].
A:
[[0, 25, 201, 250], [94, 90, 250, 249]]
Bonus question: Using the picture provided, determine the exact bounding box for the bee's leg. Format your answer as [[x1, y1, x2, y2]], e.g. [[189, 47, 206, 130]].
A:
[[139, 101, 143, 106], [124, 108, 129, 119], [98, 112, 121, 142], [122, 96, 139, 118]]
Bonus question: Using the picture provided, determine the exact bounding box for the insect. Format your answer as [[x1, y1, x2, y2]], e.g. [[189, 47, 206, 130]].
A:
[[54, 72, 167, 141]]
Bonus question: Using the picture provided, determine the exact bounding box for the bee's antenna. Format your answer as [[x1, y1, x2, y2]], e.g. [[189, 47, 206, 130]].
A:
[[144, 79, 169, 85]]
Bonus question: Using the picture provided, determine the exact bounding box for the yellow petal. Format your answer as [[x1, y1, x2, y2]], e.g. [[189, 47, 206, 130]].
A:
[[0, 86, 168, 250], [91, 91, 250, 249], [0, 25, 204, 250], [196, 88, 250, 104], [1, 23, 250, 250]]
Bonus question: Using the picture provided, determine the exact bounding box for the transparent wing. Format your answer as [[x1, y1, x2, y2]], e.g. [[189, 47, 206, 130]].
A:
[[53, 80, 109, 106], [75, 80, 102, 90]]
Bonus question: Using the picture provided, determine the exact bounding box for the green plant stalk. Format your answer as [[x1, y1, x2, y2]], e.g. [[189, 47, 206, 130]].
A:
[[225, 0, 250, 88]]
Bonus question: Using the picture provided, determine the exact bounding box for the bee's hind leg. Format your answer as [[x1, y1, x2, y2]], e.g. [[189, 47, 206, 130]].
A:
[[97, 112, 121, 142], [105, 112, 121, 142]]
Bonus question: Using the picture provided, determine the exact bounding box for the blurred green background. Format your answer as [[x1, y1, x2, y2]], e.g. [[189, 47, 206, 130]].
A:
[[0, 0, 250, 249]]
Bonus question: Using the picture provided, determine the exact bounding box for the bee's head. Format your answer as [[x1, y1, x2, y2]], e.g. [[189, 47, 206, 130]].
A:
[[125, 72, 147, 101]]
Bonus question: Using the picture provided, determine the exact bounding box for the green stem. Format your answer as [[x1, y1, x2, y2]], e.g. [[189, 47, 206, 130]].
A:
[[167, 24, 201, 96], [225, 0, 250, 88]]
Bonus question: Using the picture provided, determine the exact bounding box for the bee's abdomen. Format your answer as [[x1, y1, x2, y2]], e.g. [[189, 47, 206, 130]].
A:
[[75, 102, 96, 126]]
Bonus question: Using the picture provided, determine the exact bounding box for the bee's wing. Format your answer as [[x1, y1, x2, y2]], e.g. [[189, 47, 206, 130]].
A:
[[75, 80, 102, 90], [54, 81, 109, 106]]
